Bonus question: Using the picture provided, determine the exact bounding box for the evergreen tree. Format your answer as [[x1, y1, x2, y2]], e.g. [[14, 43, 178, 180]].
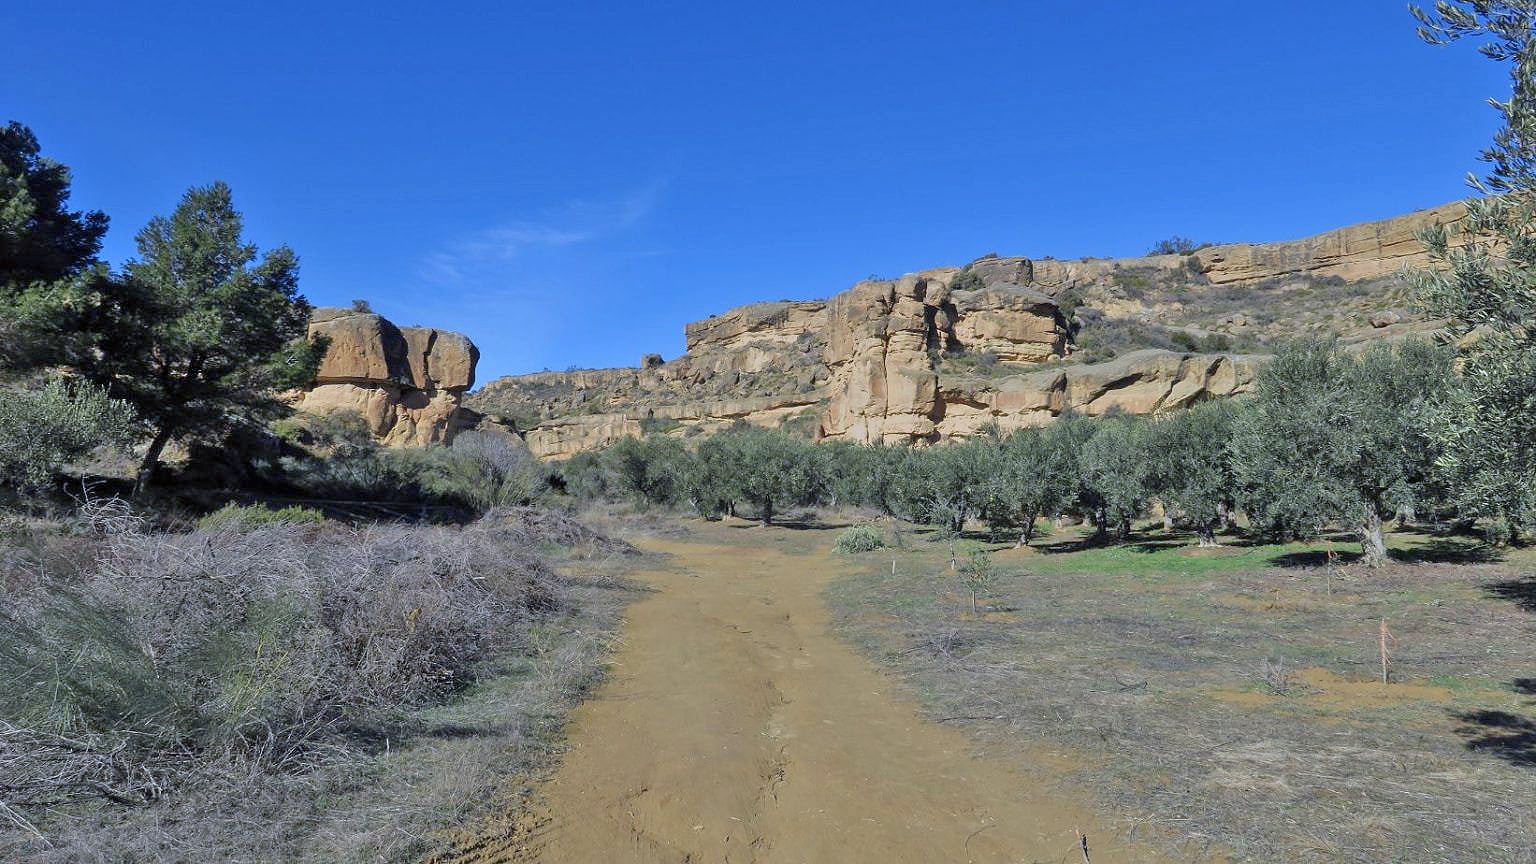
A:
[[1077, 414, 1151, 540], [983, 423, 1084, 546], [1230, 340, 1450, 565], [1146, 400, 1238, 546], [1411, 1, 1536, 539], [0, 121, 112, 371], [88, 182, 321, 495]]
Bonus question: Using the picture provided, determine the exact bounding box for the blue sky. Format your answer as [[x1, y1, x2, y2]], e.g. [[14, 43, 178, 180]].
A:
[[2, 2, 1505, 381]]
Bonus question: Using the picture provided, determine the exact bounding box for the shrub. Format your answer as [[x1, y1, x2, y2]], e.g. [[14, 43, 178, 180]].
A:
[[196, 502, 326, 531], [0, 379, 135, 492], [406, 430, 550, 511], [1147, 236, 1208, 256], [956, 550, 996, 614], [950, 267, 986, 293], [0, 514, 572, 808], [834, 523, 886, 554]]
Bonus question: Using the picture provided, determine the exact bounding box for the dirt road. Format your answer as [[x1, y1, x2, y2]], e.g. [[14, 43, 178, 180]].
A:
[[447, 525, 1171, 863]]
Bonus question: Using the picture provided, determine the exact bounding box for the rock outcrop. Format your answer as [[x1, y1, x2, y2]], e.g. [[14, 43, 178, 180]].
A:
[[296, 307, 479, 447], [470, 200, 1469, 458], [1191, 201, 1469, 285]]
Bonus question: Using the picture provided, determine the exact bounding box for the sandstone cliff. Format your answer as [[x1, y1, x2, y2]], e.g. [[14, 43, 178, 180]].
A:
[[470, 201, 1466, 458], [296, 307, 479, 446]]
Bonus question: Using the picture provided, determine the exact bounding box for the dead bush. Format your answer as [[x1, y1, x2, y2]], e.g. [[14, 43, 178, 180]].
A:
[[0, 513, 577, 815]]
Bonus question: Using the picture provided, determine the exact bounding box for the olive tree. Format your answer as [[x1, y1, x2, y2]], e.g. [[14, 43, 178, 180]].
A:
[[1077, 414, 1152, 540], [0, 379, 135, 493], [691, 427, 823, 524], [982, 422, 1086, 546], [1230, 340, 1451, 566], [1411, 1, 1536, 539], [1146, 400, 1238, 546]]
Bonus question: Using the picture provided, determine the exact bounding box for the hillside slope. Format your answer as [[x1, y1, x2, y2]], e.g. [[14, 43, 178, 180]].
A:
[[470, 201, 1466, 458]]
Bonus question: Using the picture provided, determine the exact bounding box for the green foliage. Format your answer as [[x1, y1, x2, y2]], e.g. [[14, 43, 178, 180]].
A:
[[1145, 400, 1237, 544], [1411, 1, 1536, 538], [834, 523, 886, 554], [885, 439, 993, 531], [392, 431, 549, 512], [1077, 415, 1152, 539], [955, 549, 996, 613], [196, 502, 326, 531], [84, 181, 322, 494], [1147, 236, 1208, 256], [1229, 340, 1451, 564], [979, 419, 1087, 544], [605, 434, 693, 507], [0, 379, 135, 491], [692, 427, 825, 523], [271, 409, 375, 456], [949, 266, 986, 293], [0, 121, 112, 372]]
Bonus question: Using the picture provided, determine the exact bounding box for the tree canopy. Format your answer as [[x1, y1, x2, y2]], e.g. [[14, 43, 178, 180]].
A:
[[1411, 0, 1536, 539], [85, 182, 321, 493]]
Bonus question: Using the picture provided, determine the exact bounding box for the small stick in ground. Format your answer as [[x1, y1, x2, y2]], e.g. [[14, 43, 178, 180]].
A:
[[1075, 826, 1092, 863], [1379, 619, 1395, 684]]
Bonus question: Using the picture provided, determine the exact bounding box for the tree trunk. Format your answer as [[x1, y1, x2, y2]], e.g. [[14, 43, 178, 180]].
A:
[[1198, 523, 1217, 548], [760, 500, 773, 525], [1018, 513, 1037, 548], [1359, 509, 1388, 567], [134, 425, 175, 499], [1161, 510, 1174, 532]]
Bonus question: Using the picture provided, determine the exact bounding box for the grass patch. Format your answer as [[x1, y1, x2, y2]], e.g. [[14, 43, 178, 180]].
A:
[[826, 522, 1536, 863]]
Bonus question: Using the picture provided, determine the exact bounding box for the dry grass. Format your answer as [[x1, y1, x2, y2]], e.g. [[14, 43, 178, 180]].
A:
[[0, 505, 644, 863], [826, 526, 1536, 863]]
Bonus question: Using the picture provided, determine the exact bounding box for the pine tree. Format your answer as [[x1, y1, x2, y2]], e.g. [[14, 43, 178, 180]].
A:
[[87, 182, 321, 495], [0, 121, 112, 371]]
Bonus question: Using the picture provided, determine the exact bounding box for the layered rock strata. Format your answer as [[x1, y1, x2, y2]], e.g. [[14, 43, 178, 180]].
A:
[[296, 307, 479, 446], [471, 200, 1467, 457]]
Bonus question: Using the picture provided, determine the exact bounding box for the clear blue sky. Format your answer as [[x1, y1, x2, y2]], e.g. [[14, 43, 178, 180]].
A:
[[2, 1, 1504, 381]]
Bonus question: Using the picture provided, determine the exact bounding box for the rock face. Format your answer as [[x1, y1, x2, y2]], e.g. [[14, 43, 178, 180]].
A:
[[469, 200, 1468, 458], [296, 307, 479, 446], [1191, 201, 1469, 285]]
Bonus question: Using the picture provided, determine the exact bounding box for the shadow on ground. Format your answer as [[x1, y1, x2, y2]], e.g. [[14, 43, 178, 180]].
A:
[[1454, 681, 1536, 767], [1486, 577, 1536, 613]]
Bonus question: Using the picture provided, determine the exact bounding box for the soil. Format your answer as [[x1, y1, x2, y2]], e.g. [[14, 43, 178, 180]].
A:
[[440, 524, 1178, 863]]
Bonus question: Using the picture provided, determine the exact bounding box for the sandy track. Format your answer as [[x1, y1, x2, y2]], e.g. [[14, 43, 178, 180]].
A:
[[445, 527, 1171, 863]]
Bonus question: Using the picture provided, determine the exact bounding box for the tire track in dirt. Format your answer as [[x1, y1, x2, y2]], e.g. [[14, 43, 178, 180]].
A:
[[439, 526, 1178, 863]]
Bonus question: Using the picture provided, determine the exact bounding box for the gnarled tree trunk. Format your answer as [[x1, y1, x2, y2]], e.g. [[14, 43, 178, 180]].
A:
[[1358, 509, 1388, 567]]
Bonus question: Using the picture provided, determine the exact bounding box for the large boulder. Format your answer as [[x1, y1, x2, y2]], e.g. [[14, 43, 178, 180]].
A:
[[295, 307, 479, 447]]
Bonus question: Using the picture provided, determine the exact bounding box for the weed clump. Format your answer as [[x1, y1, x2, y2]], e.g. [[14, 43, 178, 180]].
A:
[[195, 501, 327, 531], [834, 523, 886, 554]]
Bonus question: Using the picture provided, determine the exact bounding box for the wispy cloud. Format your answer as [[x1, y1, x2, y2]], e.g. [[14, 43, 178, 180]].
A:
[[420, 181, 663, 285]]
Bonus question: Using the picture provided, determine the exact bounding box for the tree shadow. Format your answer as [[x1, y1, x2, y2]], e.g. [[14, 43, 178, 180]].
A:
[[1267, 549, 1364, 568], [1454, 708, 1536, 766], [1451, 678, 1536, 767], [1485, 578, 1536, 614], [1390, 538, 1500, 565], [1126, 537, 1190, 553], [1265, 538, 1495, 569], [726, 518, 852, 531]]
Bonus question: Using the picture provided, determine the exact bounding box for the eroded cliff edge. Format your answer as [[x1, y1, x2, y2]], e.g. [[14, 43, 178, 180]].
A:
[[470, 201, 1466, 458]]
